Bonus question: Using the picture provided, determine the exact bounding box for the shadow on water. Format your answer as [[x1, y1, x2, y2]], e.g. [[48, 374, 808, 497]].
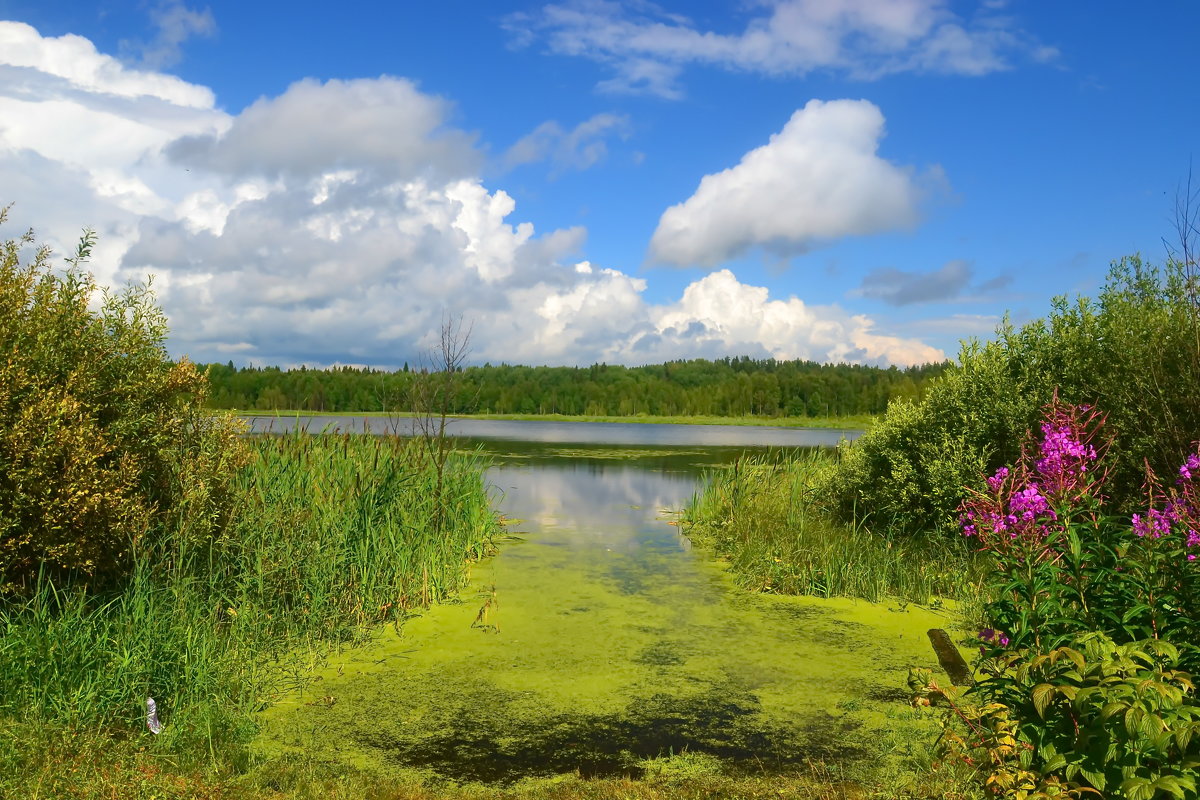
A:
[[358, 682, 861, 784]]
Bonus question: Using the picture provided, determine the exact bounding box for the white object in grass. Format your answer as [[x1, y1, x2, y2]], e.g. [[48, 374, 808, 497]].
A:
[[146, 697, 163, 734]]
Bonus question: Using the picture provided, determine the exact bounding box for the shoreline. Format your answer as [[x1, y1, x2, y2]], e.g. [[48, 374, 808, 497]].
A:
[[219, 409, 875, 430]]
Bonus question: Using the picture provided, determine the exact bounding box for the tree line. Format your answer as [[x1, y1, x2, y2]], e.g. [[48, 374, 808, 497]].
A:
[[200, 356, 949, 418]]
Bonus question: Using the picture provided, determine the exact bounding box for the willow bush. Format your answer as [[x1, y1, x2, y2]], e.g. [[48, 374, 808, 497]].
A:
[[822, 255, 1200, 538], [0, 207, 246, 593]]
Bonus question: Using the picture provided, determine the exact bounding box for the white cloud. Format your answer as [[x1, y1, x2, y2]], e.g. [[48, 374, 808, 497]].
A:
[[626, 270, 944, 365], [167, 76, 480, 181], [0, 22, 944, 369], [506, 0, 1056, 97], [906, 313, 1002, 335], [649, 99, 926, 267], [0, 21, 214, 106]]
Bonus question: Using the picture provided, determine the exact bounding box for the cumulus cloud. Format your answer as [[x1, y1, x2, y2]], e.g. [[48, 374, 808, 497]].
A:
[[0, 21, 214, 106], [505, 0, 1056, 98], [649, 99, 926, 267], [624, 270, 944, 366], [501, 112, 631, 174], [0, 21, 944, 369], [167, 77, 480, 181]]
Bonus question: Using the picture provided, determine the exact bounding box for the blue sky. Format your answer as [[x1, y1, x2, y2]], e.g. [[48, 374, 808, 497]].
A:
[[1, 1, 1196, 368]]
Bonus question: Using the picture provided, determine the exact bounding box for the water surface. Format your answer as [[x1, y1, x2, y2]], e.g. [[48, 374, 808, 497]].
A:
[[240, 414, 861, 447], [256, 435, 954, 784]]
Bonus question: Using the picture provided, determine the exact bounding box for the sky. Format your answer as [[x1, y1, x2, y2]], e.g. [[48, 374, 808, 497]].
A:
[[0, 1, 1196, 370]]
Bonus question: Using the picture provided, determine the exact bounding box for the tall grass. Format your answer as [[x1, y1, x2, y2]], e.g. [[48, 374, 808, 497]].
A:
[[682, 450, 983, 606], [0, 431, 499, 749]]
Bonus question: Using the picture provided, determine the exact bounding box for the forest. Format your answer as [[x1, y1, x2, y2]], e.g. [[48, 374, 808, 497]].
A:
[[200, 356, 949, 418]]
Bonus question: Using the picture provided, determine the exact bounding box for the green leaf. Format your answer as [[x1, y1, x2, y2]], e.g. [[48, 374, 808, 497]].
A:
[[1032, 683, 1056, 718], [1152, 775, 1188, 799], [1120, 777, 1154, 800], [1081, 767, 1107, 791], [1122, 604, 1152, 623], [1125, 706, 1143, 738], [1060, 646, 1086, 672], [1042, 753, 1068, 773]]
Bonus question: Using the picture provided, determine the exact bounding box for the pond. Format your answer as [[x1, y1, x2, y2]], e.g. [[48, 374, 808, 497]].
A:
[[254, 427, 957, 785]]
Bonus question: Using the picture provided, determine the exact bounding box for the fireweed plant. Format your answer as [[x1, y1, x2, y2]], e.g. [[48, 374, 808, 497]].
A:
[[960, 401, 1200, 666], [940, 402, 1200, 797]]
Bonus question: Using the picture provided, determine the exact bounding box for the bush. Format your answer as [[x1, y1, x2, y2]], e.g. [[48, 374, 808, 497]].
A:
[[911, 403, 1200, 798], [822, 255, 1200, 537], [0, 207, 246, 593]]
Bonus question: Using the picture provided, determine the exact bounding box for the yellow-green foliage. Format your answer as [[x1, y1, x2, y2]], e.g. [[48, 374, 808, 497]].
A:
[[0, 207, 246, 592], [912, 633, 1200, 799]]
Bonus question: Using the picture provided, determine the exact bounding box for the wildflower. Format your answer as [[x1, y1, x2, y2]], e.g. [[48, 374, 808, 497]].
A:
[[1009, 484, 1055, 526], [987, 467, 1009, 493], [1132, 508, 1172, 539], [977, 628, 1010, 648], [1179, 453, 1200, 483], [1035, 411, 1098, 498]]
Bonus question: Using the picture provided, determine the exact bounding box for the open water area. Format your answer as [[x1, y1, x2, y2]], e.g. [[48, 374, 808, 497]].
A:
[[252, 417, 958, 785]]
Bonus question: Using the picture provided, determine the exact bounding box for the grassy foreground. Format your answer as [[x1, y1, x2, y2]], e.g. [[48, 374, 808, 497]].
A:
[[1, 727, 982, 800], [230, 409, 876, 430], [0, 431, 501, 799]]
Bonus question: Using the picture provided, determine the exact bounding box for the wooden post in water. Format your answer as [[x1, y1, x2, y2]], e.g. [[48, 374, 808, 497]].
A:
[[927, 628, 973, 686]]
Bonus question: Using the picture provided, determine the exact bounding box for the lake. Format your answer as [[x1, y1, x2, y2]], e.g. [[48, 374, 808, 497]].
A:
[[238, 413, 863, 447], [254, 423, 953, 784]]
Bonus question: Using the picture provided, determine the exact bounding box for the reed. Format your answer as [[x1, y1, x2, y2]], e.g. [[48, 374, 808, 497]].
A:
[[0, 430, 499, 752], [682, 449, 984, 606]]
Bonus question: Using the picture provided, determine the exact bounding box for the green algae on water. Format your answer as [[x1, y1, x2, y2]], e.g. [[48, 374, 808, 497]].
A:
[[254, 457, 968, 786]]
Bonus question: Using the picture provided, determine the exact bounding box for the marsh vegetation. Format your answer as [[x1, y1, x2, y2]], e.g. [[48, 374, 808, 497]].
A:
[[3, 204, 1199, 800]]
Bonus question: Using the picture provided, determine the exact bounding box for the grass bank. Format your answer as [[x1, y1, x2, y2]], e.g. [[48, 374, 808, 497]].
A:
[[682, 449, 984, 609], [229, 409, 876, 430], [0, 431, 500, 797], [2, 724, 981, 799]]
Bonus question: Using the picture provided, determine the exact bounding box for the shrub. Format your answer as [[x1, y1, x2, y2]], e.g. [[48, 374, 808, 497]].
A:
[[0, 207, 246, 593], [914, 635, 1200, 800], [823, 255, 1200, 538], [913, 402, 1200, 798]]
